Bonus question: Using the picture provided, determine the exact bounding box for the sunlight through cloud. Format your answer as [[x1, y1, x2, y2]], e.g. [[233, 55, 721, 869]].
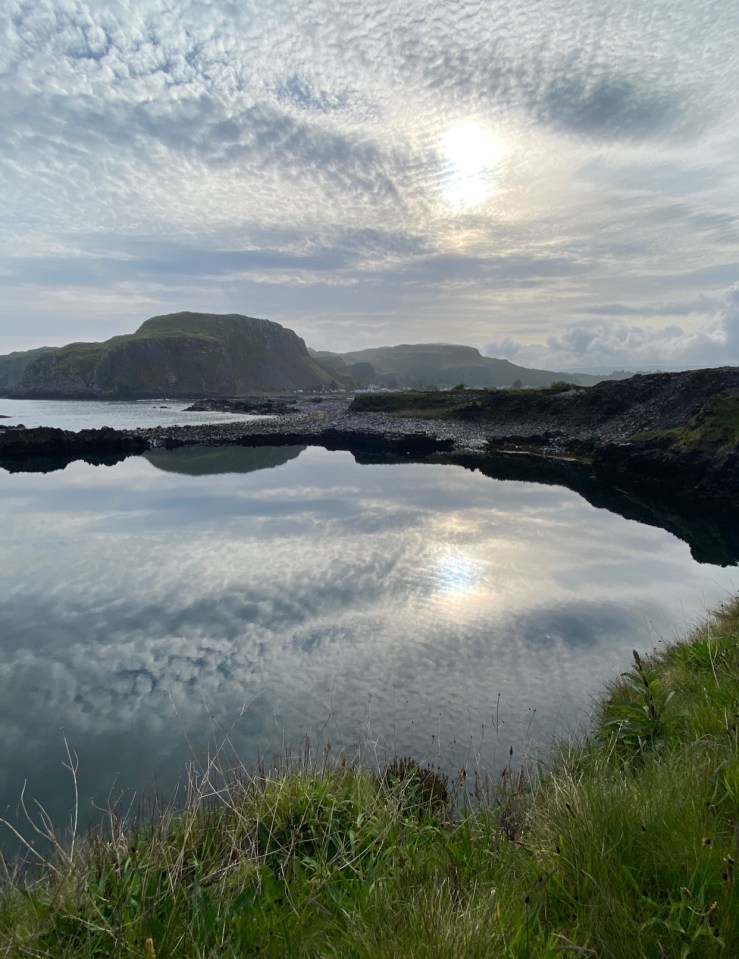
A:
[[441, 121, 505, 209]]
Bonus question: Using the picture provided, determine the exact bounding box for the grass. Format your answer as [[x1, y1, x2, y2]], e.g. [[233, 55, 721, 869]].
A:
[[349, 389, 482, 418], [1, 600, 738, 957], [350, 382, 582, 419], [631, 393, 739, 453]]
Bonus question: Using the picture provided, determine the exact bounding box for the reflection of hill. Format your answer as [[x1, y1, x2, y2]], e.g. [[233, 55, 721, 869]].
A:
[[143, 445, 306, 476], [352, 450, 739, 568]]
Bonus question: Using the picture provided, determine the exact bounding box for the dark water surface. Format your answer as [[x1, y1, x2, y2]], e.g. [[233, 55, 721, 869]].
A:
[[1, 444, 736, 849]]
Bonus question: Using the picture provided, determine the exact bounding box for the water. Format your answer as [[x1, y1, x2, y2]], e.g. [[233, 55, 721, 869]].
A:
[[0, 397, 269, 431], [1, 438, 736, 852]]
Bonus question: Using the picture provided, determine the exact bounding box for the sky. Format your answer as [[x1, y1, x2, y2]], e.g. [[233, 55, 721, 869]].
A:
[[2, 0, 739, 371]]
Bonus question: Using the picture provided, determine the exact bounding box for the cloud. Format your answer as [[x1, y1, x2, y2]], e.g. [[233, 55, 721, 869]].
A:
[[486, 283, 739, 370], [416, 38, 685, 142], [277, 74, 351, 114], [1, 1, 739, 356], [724, 282, 739, 356]]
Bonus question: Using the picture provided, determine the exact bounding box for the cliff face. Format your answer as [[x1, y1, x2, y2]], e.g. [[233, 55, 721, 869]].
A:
[[0, 313, 333, 397], [0, 347, 55, 391]]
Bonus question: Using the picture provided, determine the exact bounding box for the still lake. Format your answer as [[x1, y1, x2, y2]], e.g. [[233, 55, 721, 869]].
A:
[[0, 401, 737, 847]]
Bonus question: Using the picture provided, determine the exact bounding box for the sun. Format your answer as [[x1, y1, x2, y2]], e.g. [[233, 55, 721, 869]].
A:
[[441, 121, 505, 209]]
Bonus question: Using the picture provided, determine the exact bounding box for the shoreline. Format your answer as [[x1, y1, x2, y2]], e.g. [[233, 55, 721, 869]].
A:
[[2, 393, 739, 568], [1, 387, 737, 499]]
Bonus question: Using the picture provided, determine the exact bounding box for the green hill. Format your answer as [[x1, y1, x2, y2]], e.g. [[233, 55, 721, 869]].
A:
[[0, 315, 625, 398], [311, 343, 617, 389], [0, 313, 334, 398]]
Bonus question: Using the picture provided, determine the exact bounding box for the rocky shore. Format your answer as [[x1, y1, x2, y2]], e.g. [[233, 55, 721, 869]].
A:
[[2, 366, 738, 508]]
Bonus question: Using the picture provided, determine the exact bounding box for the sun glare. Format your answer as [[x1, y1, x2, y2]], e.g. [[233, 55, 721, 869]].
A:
[[441, 121, 504, 209], [435, 553, 478, 594]]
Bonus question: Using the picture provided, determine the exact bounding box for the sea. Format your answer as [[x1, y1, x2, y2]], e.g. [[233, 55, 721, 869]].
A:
[[0, 397, 269, 431]]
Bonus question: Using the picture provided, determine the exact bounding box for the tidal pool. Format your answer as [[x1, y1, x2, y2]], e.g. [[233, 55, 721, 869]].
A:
[[0, 444, 735, 848]]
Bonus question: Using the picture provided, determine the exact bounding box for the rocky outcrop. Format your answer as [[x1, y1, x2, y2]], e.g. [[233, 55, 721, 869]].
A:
[[2, 367, 738, 556], [448, 367, 739, 443], [0, 425, 147, 455], [184, 397, 299, 415], [456, 367, 739, 505], [0, 425, 148, 472], [595, 439, 739, 506]]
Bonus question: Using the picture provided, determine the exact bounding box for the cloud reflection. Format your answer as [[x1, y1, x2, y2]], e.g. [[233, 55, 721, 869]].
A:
[[0, 446, 735, 837]]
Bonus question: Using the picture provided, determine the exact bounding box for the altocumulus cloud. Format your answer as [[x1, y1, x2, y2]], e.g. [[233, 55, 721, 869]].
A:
[[1, 0, 739, 359]]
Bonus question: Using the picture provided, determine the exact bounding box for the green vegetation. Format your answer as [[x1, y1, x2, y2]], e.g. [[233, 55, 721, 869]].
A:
[[1, 313, 335, 396], [314, 343, 608, 390], [350, 388, 483, 418], [632, 393, 739, 453], [2, 601, 738, 956], [350, 383, 583, 419]]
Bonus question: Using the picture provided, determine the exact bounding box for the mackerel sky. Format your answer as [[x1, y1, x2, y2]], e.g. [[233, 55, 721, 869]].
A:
[[2, 1, 739, 370]]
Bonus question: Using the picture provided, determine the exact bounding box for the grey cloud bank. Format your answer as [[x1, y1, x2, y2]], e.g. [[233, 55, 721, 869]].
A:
[[1, 0, 738, 369]]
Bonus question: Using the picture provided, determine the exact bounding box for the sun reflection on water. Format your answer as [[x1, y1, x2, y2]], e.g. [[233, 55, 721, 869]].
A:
[[423, 548, 493, 619], [434, 552, 479, 594]]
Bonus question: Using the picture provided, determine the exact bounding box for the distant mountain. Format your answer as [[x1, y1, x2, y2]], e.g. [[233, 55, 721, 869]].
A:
[[0, 313, 333, 398], [310, 343, 623, 389]]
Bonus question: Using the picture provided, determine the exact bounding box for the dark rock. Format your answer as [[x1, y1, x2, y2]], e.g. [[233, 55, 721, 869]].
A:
[[2, 368, 738, 517], [184, 398, 297, 415], [0, 425, 148, 458]]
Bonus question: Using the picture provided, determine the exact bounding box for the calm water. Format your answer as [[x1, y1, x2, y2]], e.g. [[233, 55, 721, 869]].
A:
[[0, 397, 268, 430], [0, 406, 737, 850]]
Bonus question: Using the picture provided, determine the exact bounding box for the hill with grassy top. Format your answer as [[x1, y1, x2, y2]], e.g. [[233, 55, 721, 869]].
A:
[[0, 313, 334, 398], [311, 342, 622, 389]]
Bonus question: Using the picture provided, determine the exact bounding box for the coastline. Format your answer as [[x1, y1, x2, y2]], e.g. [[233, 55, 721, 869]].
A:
[[2, 385, 738, 526], [3, 367, 739, 570], [2, 384, 738, 955]]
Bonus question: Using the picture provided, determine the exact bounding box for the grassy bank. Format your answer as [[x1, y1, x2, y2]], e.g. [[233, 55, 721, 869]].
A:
[[2, 603, 738, 957], [633, 394, 739, 456], [350, 383, 577, 420]]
